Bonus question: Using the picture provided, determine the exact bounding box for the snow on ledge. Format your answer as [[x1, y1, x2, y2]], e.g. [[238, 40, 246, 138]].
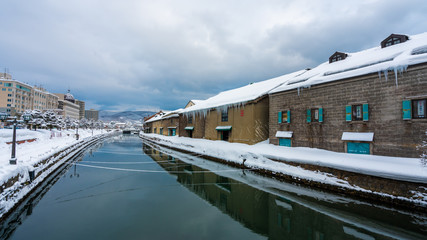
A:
[[276, 131, 293, 138], [216, 126, 232, 131], [342, 132, 374, 142]]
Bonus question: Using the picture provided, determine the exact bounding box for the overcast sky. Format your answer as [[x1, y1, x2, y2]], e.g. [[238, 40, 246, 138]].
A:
[[1, 0, 426, 111]]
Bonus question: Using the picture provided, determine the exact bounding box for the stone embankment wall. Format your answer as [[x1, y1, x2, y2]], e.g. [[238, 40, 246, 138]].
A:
[[0, 132, 118, 221], [141, 135, 427, 212]]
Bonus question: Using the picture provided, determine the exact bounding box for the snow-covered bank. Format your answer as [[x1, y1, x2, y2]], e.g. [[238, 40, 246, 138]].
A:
[[140, 133, 427, 207], [140, 133, 427, 183], [0, 129, 116, 218]]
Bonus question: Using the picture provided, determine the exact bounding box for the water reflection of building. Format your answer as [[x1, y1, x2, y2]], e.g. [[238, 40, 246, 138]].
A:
[[142, 143, 423, 240]]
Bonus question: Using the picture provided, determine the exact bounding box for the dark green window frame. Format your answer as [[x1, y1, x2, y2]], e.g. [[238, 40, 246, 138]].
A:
[[221, 110, 228, 122]]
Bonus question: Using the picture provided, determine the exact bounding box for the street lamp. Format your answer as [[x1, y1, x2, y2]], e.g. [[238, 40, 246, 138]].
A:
[[76, 125, 79, 140], [8, 116, 23, 165], [22, 113, 32, 129]]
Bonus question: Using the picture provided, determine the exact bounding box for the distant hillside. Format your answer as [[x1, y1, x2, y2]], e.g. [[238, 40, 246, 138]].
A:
[[99, 110, 155, 121]]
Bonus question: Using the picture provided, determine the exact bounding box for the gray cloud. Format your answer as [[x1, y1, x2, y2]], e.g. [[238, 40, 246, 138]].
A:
[[1, 0, 426, 111]]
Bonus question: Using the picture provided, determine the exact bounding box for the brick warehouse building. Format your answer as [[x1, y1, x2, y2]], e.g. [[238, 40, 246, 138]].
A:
[[179, 71, 305, 144], [268, 33, 427, 158]]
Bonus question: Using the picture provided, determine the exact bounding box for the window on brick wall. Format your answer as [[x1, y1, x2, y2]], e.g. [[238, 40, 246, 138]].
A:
[[307, 108, 323, 123], [346, 104, 369, 122], [278, 110, 291, 123], [353, 104, 363, 121], [413, 99, 426, 119], [403, 99, 426, 119], [188, 115, 193, 123]]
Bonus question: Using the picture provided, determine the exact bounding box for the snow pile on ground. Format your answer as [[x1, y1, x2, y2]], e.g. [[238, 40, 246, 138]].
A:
[[140, 133, 427, 184], [0, 129, 105, 186]]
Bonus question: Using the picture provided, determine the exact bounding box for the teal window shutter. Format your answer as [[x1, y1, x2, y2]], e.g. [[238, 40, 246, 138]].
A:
[[319, 108, 323, 122], [402, 100, 412, 120], [363, 103, 369, 121], [345, 105, 352, 121], [287, 110, 291, 123], [278, 111, 282, 123], [307, 109, 311, 123]]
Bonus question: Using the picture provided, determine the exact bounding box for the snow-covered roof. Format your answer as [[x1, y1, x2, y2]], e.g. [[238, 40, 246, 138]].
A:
[[182, 70, 307, 114], [162, 108, 183, 120], [145, 111, 170, 123], [145, 109, 183, 123], [270, 32, 427, 94], [190, 100, 202, 105]]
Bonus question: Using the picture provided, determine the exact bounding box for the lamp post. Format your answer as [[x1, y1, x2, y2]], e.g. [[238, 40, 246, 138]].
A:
[[8, 116, 22, 165], [22, 113, 32, 129], [76, 125, 79, 140]]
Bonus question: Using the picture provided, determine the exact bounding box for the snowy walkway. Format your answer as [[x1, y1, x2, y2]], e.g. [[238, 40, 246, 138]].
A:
[[0, 129, 108, 186], [0, 128, 115, 218]]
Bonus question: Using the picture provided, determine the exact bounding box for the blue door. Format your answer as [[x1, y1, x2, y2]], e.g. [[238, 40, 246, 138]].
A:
[[172, 129, 176, 136], [347, 142, 370, 154], [279, 138, 291, 147]]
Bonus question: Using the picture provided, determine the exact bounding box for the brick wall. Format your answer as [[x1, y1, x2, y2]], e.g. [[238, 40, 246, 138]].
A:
[[269, 63, 427, 158]]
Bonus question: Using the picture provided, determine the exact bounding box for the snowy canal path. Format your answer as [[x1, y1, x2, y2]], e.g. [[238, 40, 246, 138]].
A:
[[1, 135, 426, 239]]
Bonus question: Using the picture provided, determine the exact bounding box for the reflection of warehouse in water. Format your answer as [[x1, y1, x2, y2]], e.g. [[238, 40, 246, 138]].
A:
[[142, 143, 418, 240]]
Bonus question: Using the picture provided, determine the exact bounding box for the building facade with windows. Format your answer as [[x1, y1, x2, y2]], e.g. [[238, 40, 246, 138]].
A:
[[145, 110, 180, 136], [33, 86, 59, 111], [0, 73, 87, 121], [55, 92, 80, 120], [0, 74, 34, 114], [85, 109, 99, 121], [178, 100, 205, 139], [75, 100, 85, 119], [268, 33, 427, 158], [179, 71, 305, 144]]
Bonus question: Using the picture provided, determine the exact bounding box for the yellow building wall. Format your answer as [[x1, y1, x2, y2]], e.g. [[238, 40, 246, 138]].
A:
[[150, 116, 179, 136], [204, 97, 269, 145], [179, 113, 206, 138]]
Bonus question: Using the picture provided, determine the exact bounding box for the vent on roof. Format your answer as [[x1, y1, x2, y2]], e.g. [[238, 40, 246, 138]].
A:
[[287, 79, 308, 85], [329, 51, 348, 63], [324, 57, 395, 76], [412, 45, 427, 55], [381, 34, 409, 48]]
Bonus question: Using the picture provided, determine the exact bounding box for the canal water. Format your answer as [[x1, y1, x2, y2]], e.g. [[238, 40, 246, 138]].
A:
[[1, 135, 426, 239]]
